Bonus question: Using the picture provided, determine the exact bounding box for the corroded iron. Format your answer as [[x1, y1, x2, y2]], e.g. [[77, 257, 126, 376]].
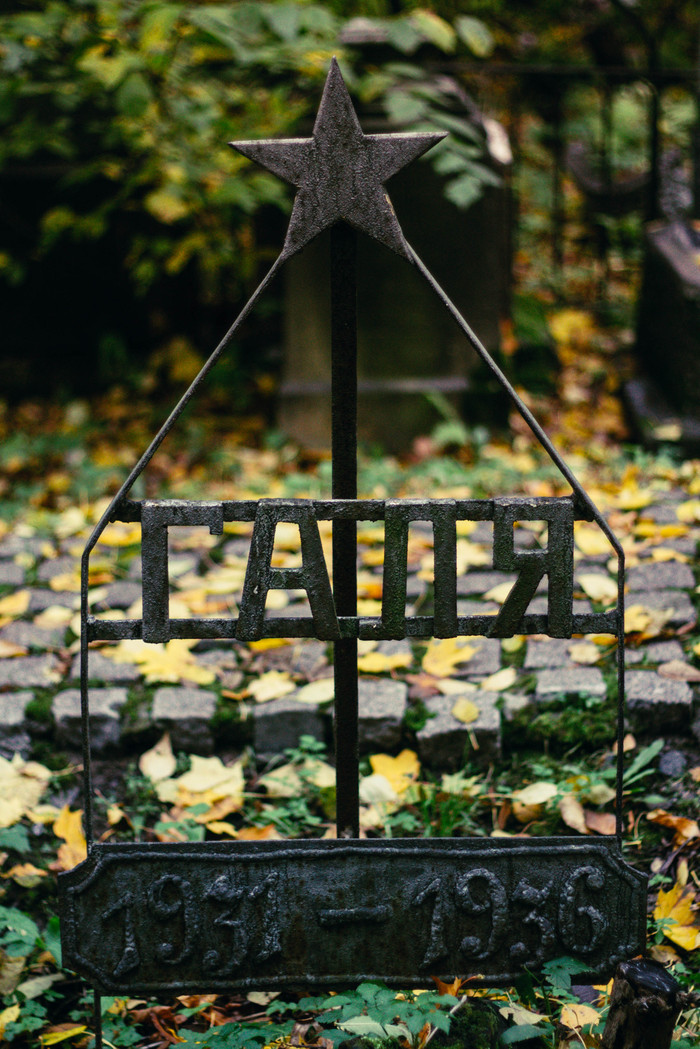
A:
[[60, 839, 646, 993], [60, 58, 645, 1045]]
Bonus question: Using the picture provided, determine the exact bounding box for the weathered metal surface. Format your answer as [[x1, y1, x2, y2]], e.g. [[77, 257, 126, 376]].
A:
[[60, 838, 646, 993], [85, 495, 617, 645], [230, 59, 445, 261], [60, 59, 644, 1043]]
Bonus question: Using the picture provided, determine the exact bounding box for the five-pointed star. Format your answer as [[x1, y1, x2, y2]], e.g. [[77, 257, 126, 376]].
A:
[[230, 57, 446, 260]]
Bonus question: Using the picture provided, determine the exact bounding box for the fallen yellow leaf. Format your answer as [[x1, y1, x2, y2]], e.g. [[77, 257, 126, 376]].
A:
[[139, 732, 177, 783], [635, 521, 688, 539], [357, 650, 413, 673], [479, 666, 517, 691], [653, 879, 700, 951], [617, 486, 654, 511], [0, 1004, 21, 1040], [0, 640, 27, 658], [624, 604, 674, 638], [0, 755, 52, 828], [0, 590, 30, 618], [558, 794, 589, 835], [574, 523, 611, 556], [98, 522, 142, 547], [511, 781, 557, 823], [246, 670, 295, 703], [247, 638, 291, 651], [560, 1003, 600, 1029], [205, 820, 239, 837], [568, 641, 601, 665], [369, 750, 420, 795], [1, 863, 48, 888], [578, 573, 618, 604], [422, 637, 477, 677], [676, 499, 700, 523], [40, 1024, 89, 1045], [105, 638, 216, 685], [548, 308, 595, 348], [484, 581, 514, 604], [451, 698, 480, 724], [157, 755, 245, 810], [53, 806, 87, 870]]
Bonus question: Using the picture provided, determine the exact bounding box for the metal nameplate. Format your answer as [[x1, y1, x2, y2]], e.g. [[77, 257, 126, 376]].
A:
[[88, 495, 618, 645], [59, 838, 645, 994]]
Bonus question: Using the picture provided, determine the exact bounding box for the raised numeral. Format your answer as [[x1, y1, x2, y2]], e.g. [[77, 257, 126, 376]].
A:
[[456, 868, 508, 960]]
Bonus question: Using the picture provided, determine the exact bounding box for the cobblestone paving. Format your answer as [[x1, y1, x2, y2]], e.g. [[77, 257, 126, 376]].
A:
[[0, 491, 697, 766]]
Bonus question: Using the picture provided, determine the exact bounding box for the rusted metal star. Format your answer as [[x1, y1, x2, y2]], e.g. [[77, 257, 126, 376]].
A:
[[230, 57, 446, 260]]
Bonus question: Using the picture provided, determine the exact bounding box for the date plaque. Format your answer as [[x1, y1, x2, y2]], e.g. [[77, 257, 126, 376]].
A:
[[60, 837, 646, 992]]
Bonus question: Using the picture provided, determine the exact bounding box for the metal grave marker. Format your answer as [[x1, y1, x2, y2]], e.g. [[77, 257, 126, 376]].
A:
[[59, 59, 646, 1042]]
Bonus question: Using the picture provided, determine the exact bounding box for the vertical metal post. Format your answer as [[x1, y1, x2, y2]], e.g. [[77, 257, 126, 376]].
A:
[[330, 221, 359, 839]]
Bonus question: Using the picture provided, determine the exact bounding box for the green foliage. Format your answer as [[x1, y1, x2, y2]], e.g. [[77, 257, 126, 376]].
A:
[[0, 1, 495, 320], [270, 982, 458, 1045], [0, 906, 41, 957]]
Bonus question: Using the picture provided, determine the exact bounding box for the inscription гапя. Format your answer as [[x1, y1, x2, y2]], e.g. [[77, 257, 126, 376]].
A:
[[59, 58, 646, 1009]]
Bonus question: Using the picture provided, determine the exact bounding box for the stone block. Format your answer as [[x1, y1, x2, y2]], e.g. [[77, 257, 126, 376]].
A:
[[53, 688, 128, 753], [70, 650, 141, 684], [631, 590, 695, 627], [357, 677, 408, 751], [0, 562, 25, 586], [0, 536, 46, 558], [456, 571, 513, 597], [453, 637, 502, 678], [625, 670, 692, 733], [252, 697, 327, 757], [623, 640, 685, 667], [0, 620, 65, 650], [37, 556, 77, 582], [102, 581, 144, 610], [524, 639, 576, 669], [535, 667, 607, 701], [416, 691, 501, 769], [0, 654, 61, 689], [0, 691, 33, 757], [28, 589, 79, 612], [152, 687, 217, 754], [627, 561, 694, 592]]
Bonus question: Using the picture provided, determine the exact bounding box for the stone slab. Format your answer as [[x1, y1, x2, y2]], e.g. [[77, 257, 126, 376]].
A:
[[625, 670, 692, 733], [37, 556, 77, 582], [456, 571, 513, 597], [252, 696, 327, 756], [0, 619, 65, 650], [627, 560, 694, 592], [357, 677, 408, 751], [0, 654, 61, 689], [0, 562, 25, 586], [28, 589, 80, 612], [623, 640, 685, 666], [71, 650, 141, 684], [416, 690, 501, 768], [0, 690, 33, 758], [152, 687, 218, 754], [535, 667, 607, 700], [102, 581, 144, 610], [524, 639, 577, 669], [0, 536, 46, 557], [53, 687, 128, 753], [630, 590, 696, 627]]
